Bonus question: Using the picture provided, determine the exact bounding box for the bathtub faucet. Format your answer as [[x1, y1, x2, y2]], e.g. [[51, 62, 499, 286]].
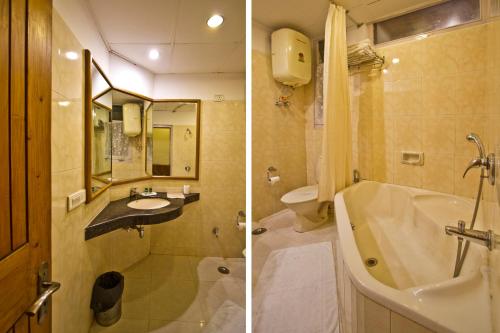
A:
[[462, 133, 495, 186], [445, 220, 498, 251]]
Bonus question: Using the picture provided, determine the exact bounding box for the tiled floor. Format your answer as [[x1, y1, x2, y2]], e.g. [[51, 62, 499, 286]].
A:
[[252, 209, 339, 333], [90, 255, 245, 333]]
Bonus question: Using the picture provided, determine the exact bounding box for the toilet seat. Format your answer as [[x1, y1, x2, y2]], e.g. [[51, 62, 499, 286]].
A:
[[281, 185, 318, 204]]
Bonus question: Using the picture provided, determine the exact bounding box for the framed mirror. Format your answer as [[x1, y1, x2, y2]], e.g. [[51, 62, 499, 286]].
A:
[[85, 50, 201, 202], [85, 50, 113, 202], [146, 100, 200, 179]]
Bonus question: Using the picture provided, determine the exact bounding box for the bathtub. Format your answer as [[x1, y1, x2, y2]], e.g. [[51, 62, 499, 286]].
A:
[[334, 181, 491, 333]]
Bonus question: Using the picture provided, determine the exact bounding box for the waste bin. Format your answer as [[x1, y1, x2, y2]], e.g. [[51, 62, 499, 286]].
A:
[[90, 271, 124, 326]]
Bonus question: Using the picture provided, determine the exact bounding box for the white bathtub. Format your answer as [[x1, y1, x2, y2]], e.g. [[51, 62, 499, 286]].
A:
[[334, 181, 491, 333]]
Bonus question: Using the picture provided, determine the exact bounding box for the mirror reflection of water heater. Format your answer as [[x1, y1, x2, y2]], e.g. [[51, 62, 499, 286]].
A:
[[271, 28, 312, 87]]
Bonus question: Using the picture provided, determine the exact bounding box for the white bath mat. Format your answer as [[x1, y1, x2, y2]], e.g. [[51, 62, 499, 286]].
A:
[[202, 300, 245, 333], [253, 242, 339, 333]]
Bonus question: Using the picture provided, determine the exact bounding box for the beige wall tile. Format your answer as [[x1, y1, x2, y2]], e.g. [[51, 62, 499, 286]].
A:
[[422, 75, 457, 116], [422, 154, 454, 194], [252, 50, 308, 221], [422, 116, 455, 154], [394, 116, 423, 151]]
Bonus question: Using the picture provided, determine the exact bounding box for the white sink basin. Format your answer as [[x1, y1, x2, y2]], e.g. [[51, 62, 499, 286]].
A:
[[127, 198, 170, 210]]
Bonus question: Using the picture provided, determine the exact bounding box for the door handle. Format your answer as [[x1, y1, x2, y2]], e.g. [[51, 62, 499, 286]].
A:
[[26, 281, 61, 317], [25, 261, 60, 323]]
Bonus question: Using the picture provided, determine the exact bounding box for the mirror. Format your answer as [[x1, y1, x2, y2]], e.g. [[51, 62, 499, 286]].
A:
[[85, 50, 113, 201], [85, 50, 202, 202], [91, 98, 112, 186], [110, 89, 150, 183], [146, 101, 200, 179]]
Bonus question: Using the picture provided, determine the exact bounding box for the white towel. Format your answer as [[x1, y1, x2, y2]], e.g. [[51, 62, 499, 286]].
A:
[[167, 193, 185, 199]]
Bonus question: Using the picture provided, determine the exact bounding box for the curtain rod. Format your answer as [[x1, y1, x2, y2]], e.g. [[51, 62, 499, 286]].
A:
[[330, 1, 363, 28]]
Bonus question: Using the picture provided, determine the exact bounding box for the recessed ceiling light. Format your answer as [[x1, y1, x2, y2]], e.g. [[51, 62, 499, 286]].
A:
[[207, 14, 224, 28], [149, 49, 160, 60], [65, 51, 78, 60], [392, 57, 400, 64], [58, 101, 70, 107], [382, 69, 389, 74]]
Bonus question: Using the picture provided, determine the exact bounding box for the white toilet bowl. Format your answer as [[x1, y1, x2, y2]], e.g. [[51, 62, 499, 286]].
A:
[[280, 184, 328, 233]]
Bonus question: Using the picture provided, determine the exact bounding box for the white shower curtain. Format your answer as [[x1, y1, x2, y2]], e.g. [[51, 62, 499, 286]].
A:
[[318, 4, 352, 203]]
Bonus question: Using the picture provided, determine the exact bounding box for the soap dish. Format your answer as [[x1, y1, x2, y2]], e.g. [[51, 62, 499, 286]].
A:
[[141, 192, 158, 197]]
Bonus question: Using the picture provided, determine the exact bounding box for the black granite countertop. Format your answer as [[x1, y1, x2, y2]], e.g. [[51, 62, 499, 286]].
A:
[[85, 192, 200, 240]]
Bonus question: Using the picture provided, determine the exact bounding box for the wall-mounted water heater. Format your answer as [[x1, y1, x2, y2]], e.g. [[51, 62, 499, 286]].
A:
[[271, 28, 312, 87]]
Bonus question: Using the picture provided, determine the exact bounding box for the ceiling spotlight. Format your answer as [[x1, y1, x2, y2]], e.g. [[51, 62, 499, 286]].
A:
[[65, 51, 78, 60], [58, 101, 70, 107], [392, 57, 400, 64], [149, 49, 160, 60], [382, 69, 389, 74], [207, 14, 224, 28]]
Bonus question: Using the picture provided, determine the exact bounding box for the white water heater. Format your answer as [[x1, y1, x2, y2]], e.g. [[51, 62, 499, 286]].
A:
[[271, 28, 312, 87], [122, 103, 142, 137]]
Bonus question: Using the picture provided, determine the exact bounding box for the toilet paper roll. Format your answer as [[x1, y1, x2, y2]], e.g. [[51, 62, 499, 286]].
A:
[[268, 176, 280, 185], [237, 222, 246, 231]]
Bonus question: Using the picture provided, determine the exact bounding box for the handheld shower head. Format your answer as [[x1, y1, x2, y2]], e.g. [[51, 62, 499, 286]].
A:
[[466, 133, 486, 159]]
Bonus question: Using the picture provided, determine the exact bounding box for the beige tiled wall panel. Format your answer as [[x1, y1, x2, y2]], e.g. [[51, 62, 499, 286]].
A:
[[51, 11, 152, 333], [252, 50, 309, 220], [305, 21, 500, 202]]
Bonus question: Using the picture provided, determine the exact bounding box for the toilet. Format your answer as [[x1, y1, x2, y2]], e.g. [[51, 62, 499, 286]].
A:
[[280, 157, 328, 232], [280, 184, 328, 232]]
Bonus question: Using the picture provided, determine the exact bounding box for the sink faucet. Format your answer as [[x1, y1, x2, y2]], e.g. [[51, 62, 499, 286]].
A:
[[462, 133, 495, 185], [129, 188, 138, 200], [445, 220, 498, 251]]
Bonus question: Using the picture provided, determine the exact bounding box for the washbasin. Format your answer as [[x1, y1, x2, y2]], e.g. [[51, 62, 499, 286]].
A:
[[127, 198, 170, 210]]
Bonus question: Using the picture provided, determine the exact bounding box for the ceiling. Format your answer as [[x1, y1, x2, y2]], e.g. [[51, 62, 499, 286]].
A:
[[88, 0, 245, 74], [253, 0, 443, 39]]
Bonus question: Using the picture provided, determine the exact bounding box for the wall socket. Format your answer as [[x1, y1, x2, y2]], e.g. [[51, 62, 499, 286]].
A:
[[214, 94, 225, 102], [67, 189, 86, 211]]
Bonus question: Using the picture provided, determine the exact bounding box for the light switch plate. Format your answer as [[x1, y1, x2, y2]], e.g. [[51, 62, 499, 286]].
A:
[[214, 94, 225, 102], [67, 189, 86, 211]]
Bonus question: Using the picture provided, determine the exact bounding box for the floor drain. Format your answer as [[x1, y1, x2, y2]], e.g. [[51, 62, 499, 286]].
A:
[[218, 266, 230, 274], [252, 228, 267, 235], [365, 257, 378, 267]]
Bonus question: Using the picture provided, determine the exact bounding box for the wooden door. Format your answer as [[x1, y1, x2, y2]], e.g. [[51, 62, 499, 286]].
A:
[[0, 0, 52, 332]]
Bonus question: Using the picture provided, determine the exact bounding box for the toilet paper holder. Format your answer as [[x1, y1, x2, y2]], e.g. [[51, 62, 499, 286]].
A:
[[267, 166, 281, 185], [236, 210, 246, 227], [267, 166, 277, 181]]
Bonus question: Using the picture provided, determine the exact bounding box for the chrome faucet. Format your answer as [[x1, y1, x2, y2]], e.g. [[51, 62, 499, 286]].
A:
[[445, 221, 498, 251], [129, 188, 138, 200], [462, 133, 495, 185], [446, 133, 496, 277]]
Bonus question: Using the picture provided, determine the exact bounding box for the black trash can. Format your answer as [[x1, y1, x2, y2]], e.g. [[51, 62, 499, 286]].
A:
[[90, 271, 124, 326]]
